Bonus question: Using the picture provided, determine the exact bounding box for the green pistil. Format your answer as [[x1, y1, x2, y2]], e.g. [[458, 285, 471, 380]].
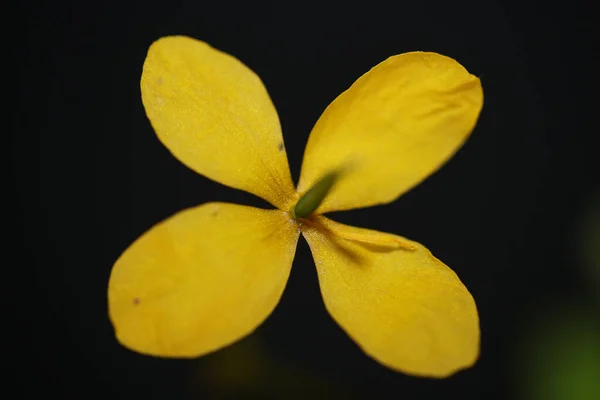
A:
[[293, 171, 339, 219]]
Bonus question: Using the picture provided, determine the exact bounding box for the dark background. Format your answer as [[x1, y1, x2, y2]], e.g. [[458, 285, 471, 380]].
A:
[[12, 0, 598, 399]]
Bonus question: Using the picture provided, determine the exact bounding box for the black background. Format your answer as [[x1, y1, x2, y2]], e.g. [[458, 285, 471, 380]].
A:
[[12, 0, 598, 399]]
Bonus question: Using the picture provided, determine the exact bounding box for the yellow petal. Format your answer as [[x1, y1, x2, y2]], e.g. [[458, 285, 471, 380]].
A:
[[298, 52, 483, 213], [301, 216, 479, 377], [141, 36, 296, 210], [108, 202, 299, 357]]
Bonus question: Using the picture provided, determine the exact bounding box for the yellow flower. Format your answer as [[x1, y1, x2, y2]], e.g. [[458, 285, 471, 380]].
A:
[[108, 35, 483, 378]]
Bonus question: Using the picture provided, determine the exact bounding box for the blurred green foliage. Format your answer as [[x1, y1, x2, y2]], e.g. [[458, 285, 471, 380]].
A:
[[516, 304, 600, 400], [515, 191, 600, 400]]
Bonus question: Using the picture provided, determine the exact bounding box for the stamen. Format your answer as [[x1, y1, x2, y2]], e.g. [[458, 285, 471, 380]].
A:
[[333, 229, 416, 251], [300, 217, 416, 252]]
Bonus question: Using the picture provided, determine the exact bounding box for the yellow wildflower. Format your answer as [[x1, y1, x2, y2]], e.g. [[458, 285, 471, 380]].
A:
[[108, 35, 483, 378]]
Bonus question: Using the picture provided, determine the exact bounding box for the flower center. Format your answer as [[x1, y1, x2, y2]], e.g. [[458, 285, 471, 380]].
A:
[[292, 171, 339, 219]]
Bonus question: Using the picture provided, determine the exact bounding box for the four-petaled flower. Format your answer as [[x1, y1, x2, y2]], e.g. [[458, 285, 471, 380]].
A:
[[108, 36, 483, 377]]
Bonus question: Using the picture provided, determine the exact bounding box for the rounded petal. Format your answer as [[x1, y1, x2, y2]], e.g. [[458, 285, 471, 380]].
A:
[[298, 52, 483, 213], [302, 216, 479, 377], [141, 36, 296, 210], [108, 203, 299, 357]]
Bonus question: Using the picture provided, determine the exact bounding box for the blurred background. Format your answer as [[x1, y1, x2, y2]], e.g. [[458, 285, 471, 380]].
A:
[[11, 0, 598, 398]]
